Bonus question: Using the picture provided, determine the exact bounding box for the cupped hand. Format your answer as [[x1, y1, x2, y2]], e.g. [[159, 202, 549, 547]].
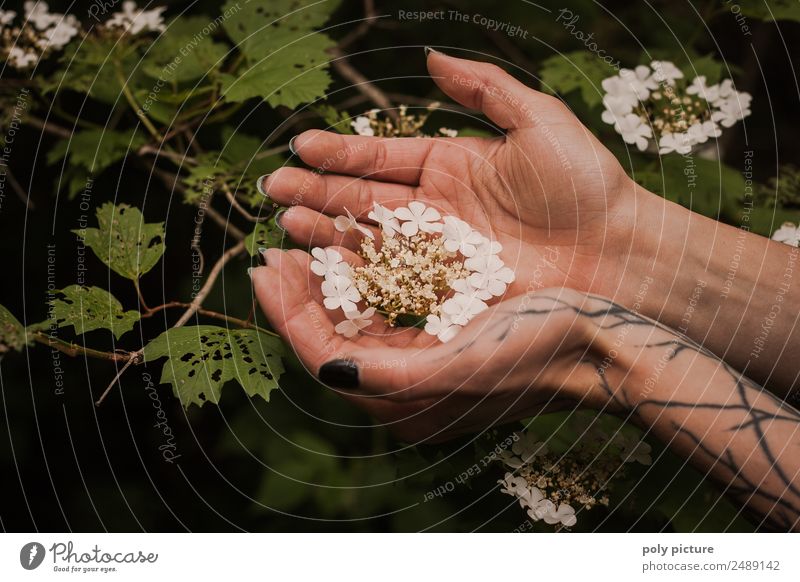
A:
[[261, 50, 641, 301], [251, 248, 613, 443]]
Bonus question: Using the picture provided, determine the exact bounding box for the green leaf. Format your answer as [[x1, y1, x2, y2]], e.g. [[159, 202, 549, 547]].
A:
[[75, 203, 166, 280], [635, 156, 744, 220], [312, 104, 354, 134], [245, 219, 284, 256], [142, 17, 229, 82], [539, 51, 618, 108], [143, 326, 285, 407], [0, 305, 32, 351], [221, 0, 339, 107], [48, 128, 146, 174], [745, 206, 800, 237], [741, 0, 800, 22], [50, 286, 140, 340]]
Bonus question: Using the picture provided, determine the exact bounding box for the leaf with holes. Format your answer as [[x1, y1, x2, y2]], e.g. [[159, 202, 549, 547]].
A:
[[143, 326, 285, 407], [245, 219, 284, 256], [0, 305, 32, 352], [75, 203, 165, 280], [50, 286, 140, 339]]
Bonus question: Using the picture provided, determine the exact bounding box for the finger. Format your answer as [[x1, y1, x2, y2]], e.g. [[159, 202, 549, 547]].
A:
[[262, 167, 416, 216], [252, 250, 350, 371], [277, 205, 380, 252], [289, 129, 435, 184], [426, 50, 569, 130]]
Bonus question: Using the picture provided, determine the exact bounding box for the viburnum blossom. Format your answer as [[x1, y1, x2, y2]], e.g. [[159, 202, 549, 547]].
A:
[[496, 423, 653, 529], [394, 201, 443, 236], [334, 307, 376, 338], [104, 1, 167, 35], [600, 60, 751, 155], [1, 3, 80, 70], [306, 202, 515, 342], [772, 222, 800, 247]]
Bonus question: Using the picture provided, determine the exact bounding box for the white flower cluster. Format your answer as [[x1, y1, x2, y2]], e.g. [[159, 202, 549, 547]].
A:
[[496, 427, 652, 530], [1, 3, 80, 70], [771, 222, 800, 247], [312, 202, 514, 342], [103, 1, 166, 35], [350, 104, 459, 139], [601, 61, 751, 155]]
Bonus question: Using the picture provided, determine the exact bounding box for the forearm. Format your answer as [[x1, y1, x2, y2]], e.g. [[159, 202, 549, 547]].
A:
[[615, 185, 800, 398], [580, 295, 800, 531]]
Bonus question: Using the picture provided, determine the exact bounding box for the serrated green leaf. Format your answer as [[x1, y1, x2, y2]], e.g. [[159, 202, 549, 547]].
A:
[[221, 0, 339, 107], [245, 219, 284, 256], [540, 51, 618, 108], [50, 285, 140, 340], [143, 17, 229, 82], [0, 305, 32, 351], [48, 128, 146, 174], [75, 203, 165, 280], [312, 104, 354, 134], [741, 0, 800, 22], [143, 325, 285, 407]]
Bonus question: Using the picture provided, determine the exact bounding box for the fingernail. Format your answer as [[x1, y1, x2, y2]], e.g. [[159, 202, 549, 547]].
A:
[[274, 208, 288, 231], [288, 135, 298, 155], [246, 266, 254, 278], [256, 174, 270, 196], [319, 359, 359, 389], [257, 247, 268, 266], [424, 46, 439, 57]]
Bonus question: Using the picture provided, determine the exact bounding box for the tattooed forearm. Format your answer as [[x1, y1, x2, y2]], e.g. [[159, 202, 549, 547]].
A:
[[486, 291, 800, 531], [573, 292, 800, 531]]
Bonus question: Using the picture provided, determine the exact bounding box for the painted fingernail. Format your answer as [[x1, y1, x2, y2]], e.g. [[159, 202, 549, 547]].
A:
[[257, 247, 268, 266], [288, 135, 298, 155], [274, 208, 288, 231], [424, 46, 439, 57], [246, 266, 254, 278], [319, 359, 359, 389], [256, 174, 270, 196]]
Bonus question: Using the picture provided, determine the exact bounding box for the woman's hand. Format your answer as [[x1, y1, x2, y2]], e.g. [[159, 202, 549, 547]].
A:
[[251, 247, 613, 443], [261, 50, 642, 301], [261, 50, 800, 397]]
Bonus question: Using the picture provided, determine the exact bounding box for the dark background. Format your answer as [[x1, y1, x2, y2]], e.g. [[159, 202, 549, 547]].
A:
[[1, 0, 797, 532]]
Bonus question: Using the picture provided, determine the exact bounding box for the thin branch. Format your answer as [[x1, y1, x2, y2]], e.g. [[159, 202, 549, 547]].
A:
[[32, 332, 131, 362], [138, 144, 197, 166], [173, 239, 247, 328], [337, 0, 377, 49], [329, 48, 398, 121], [3, 167, 35, 209], [95, 356, 139, 406], [221, 182, 271, 223], [25, 115, 72, 138]]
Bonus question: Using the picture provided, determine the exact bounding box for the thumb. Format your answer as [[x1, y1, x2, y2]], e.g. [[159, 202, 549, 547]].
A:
[[425, 49, 567, 130]]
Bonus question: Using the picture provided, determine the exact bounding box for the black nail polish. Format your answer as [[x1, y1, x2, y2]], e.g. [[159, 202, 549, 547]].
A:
[[288, 136, 298, 155], [319, 360, 359, 389], [257, 247, 268, 266]]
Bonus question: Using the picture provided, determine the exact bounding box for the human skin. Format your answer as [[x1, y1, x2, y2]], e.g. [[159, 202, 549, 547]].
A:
[[250, 253, 800, 530], [260, 50, 800, 398]]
